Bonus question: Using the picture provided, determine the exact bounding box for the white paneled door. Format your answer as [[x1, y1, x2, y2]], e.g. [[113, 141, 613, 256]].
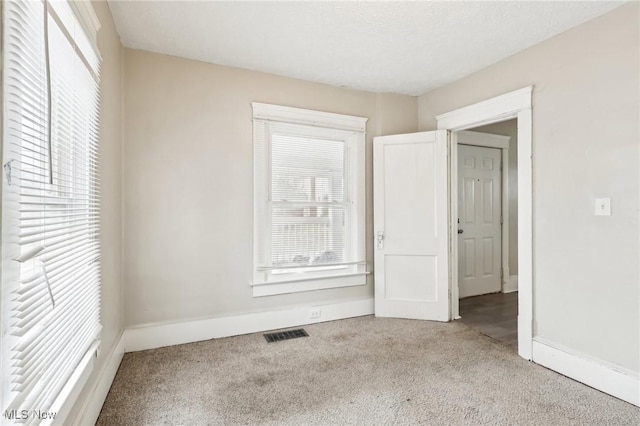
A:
[[457, 144, 502, 298], [373, 131, 450, 321]]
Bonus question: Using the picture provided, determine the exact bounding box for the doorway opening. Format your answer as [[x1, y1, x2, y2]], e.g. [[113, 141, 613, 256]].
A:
[[455, 123, 518, 350], [436, 86, 533, 360]]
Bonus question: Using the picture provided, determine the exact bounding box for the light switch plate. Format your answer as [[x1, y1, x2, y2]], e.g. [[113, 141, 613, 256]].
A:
[[595, 198, 611, 216]]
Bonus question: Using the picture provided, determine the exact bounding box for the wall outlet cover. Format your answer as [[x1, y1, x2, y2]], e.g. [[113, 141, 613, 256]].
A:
[[594, 198, 611, 216], [308, 308, 321, 319]]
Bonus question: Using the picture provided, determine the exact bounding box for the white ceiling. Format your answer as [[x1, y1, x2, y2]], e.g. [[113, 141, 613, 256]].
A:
[[108, 0, 624, 96]]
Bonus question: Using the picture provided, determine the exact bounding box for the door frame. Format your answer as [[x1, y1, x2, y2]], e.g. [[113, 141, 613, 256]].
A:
[[456, 131, 510, 296], [436, 86, 533, 360]]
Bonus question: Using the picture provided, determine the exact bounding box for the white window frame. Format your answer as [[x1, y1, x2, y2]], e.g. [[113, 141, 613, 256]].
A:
[[251, 103, 368, 297]]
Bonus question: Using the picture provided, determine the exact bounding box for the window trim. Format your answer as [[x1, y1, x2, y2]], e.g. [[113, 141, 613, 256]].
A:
[[252, 103, 368, 133], [251, 103, 368, 297]]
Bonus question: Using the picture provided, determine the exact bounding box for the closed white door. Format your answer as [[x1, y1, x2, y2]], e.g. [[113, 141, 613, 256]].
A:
[[373, 131, 450, 321], [457, 144, 502, 298]]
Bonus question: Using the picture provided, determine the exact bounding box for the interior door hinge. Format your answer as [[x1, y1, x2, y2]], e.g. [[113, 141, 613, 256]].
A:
[[500, 215, 503, 224]]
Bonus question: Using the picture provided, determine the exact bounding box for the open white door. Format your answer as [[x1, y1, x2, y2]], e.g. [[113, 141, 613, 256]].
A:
[[373, 131, 450, 321]]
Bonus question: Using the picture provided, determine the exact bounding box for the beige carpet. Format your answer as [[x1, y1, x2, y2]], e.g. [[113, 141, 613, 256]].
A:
[[97, 316, 639, 425]]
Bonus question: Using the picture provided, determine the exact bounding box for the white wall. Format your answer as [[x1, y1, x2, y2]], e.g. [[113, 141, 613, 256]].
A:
[[67, 0, 124, 420], [123, 49, 418, 327], [471, 120, 518, 275], [418, 4, 639, 372]]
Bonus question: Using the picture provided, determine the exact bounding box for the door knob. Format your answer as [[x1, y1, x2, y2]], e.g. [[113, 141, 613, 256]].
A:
[[458, 229, 464, 234], [376, 231, 384, 249]]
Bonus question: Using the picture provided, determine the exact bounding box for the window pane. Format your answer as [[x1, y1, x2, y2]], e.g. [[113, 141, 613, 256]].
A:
[[271, 205, 345, 267], [271, 134, 345, 202]]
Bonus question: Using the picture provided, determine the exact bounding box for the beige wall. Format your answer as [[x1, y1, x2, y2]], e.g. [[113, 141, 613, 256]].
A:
[[471, 119, 518, 275], [68, 0, 124, 421], [419, 4, 639, 372], [376, 92, 419, 136], [123, 49, 418, 326]]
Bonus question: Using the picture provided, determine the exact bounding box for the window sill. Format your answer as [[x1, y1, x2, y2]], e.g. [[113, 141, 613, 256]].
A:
[[250, 272, 369, 297]]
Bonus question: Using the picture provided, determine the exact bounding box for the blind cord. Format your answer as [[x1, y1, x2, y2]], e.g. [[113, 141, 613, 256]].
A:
[[41, 261, 56, 309], [43, 0, 53, 185]]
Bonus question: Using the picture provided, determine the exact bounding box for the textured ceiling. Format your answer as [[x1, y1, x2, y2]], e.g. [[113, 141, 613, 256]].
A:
[[107, 1, 624, 96]]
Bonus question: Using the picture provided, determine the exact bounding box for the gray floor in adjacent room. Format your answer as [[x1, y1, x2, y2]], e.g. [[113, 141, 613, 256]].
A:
[[459, 292, 518, 349], [97, 316, 639, 426]]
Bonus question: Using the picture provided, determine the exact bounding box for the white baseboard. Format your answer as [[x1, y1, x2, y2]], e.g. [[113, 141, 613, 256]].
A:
[[503, 275, 518, 293], [123, 298, 374, 353], [532, 339, 639, 406], [73, 333, 125, 426]]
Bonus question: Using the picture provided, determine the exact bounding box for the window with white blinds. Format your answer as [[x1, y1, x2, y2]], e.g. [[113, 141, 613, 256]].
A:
[[252, 103, 367, 296], [1, 0, 101, 420]]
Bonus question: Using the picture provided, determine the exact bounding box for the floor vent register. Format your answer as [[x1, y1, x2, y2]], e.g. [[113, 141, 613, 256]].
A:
[[264, 328, 309, 343]]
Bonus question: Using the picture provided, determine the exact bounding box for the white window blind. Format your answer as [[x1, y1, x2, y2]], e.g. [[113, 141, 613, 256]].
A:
[[267, 125, 351, 270], [252, 104, 367, 295], [2, 0, 101, 420]]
